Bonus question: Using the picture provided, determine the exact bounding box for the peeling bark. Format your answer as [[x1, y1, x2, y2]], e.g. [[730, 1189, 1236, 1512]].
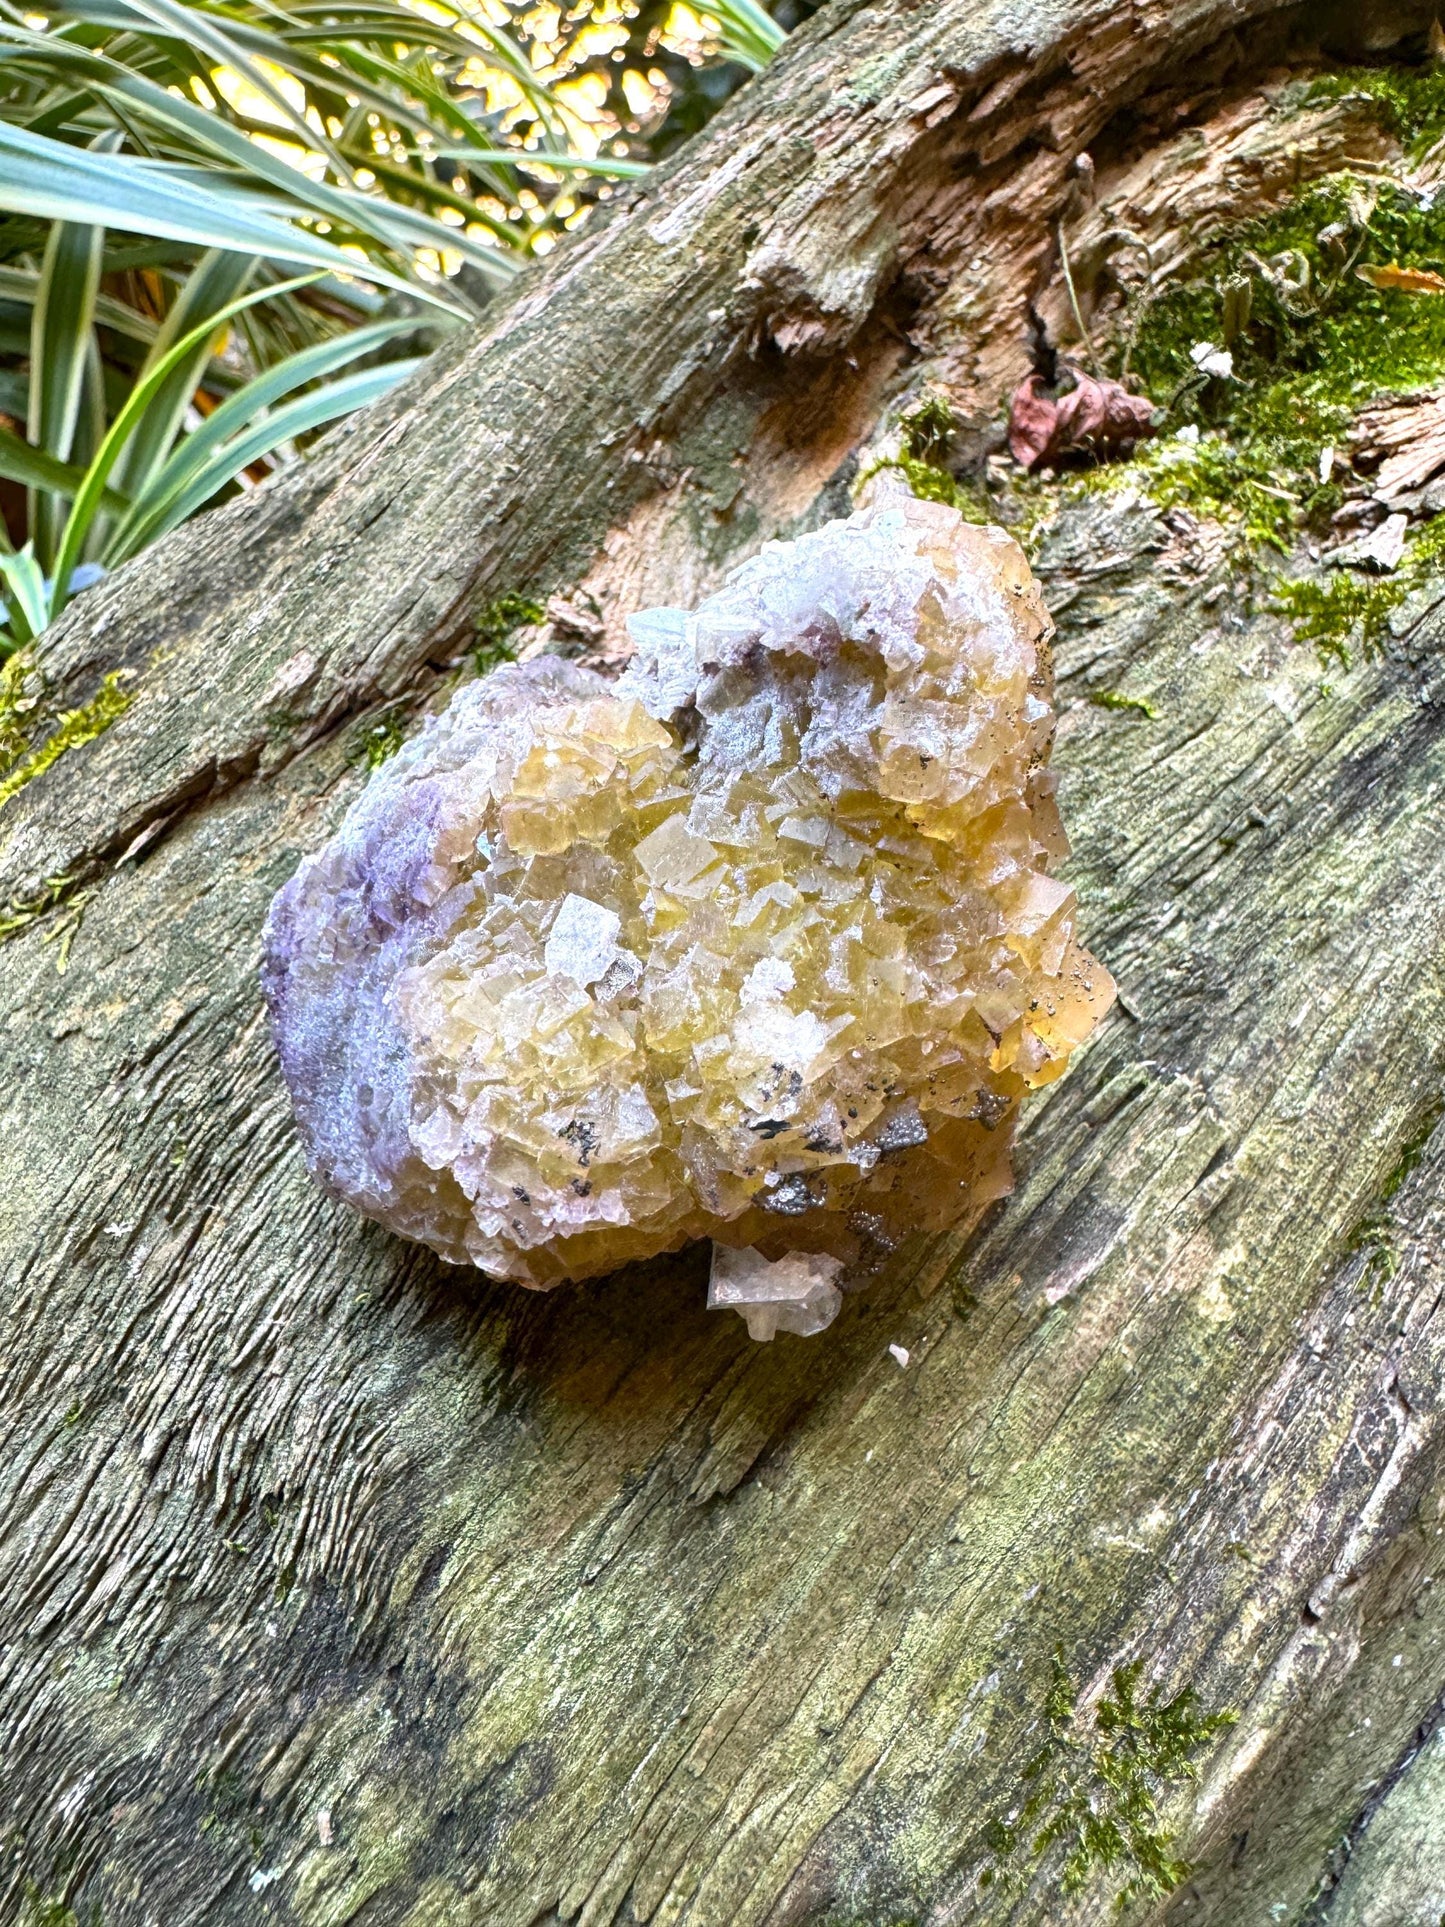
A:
[[4, 1, 1445, 1923]]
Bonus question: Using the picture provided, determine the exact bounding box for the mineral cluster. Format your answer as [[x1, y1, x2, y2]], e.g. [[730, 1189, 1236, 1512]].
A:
[[263, 493, 1113, 1337]]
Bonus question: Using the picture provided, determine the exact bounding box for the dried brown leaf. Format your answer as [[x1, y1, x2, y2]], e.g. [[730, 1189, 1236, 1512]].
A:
[[1007, 374, 1061, 469], [1356, 263, 1445, 295], [1007, 371, 1156, 472]]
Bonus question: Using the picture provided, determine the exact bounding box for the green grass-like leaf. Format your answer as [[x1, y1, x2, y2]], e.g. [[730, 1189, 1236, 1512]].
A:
[[0, 120, 461, 311], [28, 194, 106, 567], [0, 0, 793, 619], [107, 315, 418, 560], [49, 270, 321, 619]]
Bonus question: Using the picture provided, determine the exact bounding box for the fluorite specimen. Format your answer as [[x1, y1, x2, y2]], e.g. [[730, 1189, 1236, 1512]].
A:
[[263, 494, 1113, 1336]]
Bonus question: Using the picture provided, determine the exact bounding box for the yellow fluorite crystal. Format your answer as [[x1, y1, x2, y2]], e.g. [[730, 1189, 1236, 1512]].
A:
[[263, 494, 1113, 1333]]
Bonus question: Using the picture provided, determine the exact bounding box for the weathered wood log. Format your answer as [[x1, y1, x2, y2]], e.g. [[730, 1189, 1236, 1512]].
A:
[[4, 0, 1445, 1921]]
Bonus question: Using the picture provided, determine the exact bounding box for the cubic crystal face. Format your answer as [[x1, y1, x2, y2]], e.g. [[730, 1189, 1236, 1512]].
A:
[[262, 496, 1114, 1326]]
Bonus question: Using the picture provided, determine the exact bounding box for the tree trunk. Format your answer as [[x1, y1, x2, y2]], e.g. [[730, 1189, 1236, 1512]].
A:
[[4, 1, 1445, 1922]]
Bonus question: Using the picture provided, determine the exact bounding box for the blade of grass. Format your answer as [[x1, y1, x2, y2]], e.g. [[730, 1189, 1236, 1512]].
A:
[[106, 312, 416, 559], [73, 328, 107, 548], [339, 147, 527, 251], [83, 334, 110, 442], [0, 544, 49, 643], [27, 197, 105, 567], [74, 0, 551, 110], [48, 269, 321, 622], [37, 0, 564, 169], [428, 146, 651, 177], [127, 356, 420, 549], [108, 248, 256, 501], [307, 36, 550, 154], [0, 263, 158, 344], [90, 0, 357, 184], [139, 159, 514, 287], [0, 33, 519, 288], [0, 424, 129, 508], [706, 0, 785, 70], [0, 120, 467, 312]]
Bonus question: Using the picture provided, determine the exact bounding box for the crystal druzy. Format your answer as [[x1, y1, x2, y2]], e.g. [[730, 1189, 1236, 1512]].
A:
[[263, 494, 1114, 1336]]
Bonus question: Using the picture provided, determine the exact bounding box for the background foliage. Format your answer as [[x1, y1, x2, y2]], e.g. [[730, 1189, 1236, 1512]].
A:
[[0, 0, 809, 643]]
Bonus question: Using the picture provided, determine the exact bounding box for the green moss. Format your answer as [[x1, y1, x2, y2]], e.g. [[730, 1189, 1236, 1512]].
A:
[[900, 395, 955, 458], [1381, 1098, 1443, 1200], [1095, 137, 1445, 548], [1089, 691, 1159, 720], [20, 1881, 97, 1927], [475, 593, 543, 674], [0, 658, 132, 966], [0, 872, 75, 944], [1272, 515, 1445, 666], [44, 895, 89, 974], [1127, 173, 1445, 422], [863, 396, 993, 522], [0, 655, 131, 813], [1308, 64, 1445, 156], [866, 450, 992, 518], [895, 454, 978, 510], [1270, 573, 1404, 667], [981, 1649, 1237, 1910], [0, 647, 36, 767], [0, 869, 91, 968], [195, 1763, 260, 1842], [1344, 1101, 1439, 1296], [1075, 431, 1303, 552], [22, 1894, 77, 1927], [362, 713, 407, 770]]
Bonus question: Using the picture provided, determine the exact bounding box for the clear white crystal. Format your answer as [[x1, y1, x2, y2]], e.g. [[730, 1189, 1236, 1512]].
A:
[[544, 893, 623, 986], [708, 1245, 844, 1341]]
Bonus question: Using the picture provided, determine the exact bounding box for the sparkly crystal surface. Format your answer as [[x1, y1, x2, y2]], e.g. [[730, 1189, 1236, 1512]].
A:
[[262, 496, 1114, 1316]]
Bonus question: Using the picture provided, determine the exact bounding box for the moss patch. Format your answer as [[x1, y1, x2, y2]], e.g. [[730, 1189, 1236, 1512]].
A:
[[1077, 429, 1306, 552], [361, 712, 408, 770], [1271, 513, 1445, 666], [475, 593, 543, 674], [19, 1878, 97, 1927], [981, 1650, 1237, 1910], [1089, 690, 1159, 720], [0, 655, 132, 965], [0, 872, 74, 944], [1380, 1098, 1443, 1201], [864, 397, 993, 521], [0, 653, 132, 814], [1348, 1209, 1399, 1297], [1127, 175, 1445, 445], [1346, 1097, 1444, 1296], [1051, 72, 1445, 665], [1081, 104, 1445, 549], [1307, 64, 1445, 157], [1270, 572, 1405, 667], [0, 646, 37, 768]]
